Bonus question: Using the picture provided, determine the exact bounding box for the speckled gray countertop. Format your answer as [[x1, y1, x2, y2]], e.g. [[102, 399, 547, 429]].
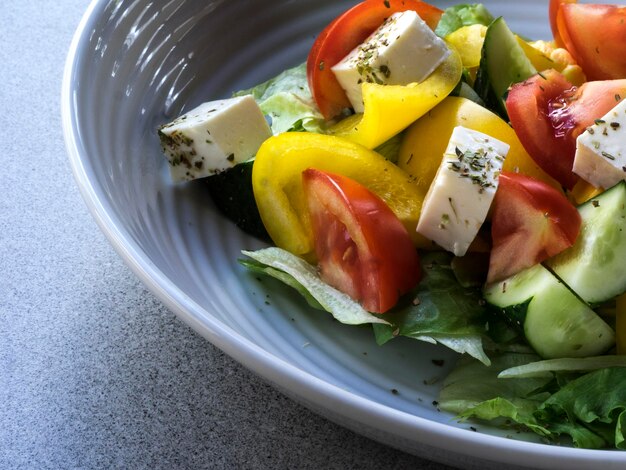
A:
[[0, 1, 456, 468]]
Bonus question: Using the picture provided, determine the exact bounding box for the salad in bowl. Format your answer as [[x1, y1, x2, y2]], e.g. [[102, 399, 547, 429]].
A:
[[157, 0, 626, 450]]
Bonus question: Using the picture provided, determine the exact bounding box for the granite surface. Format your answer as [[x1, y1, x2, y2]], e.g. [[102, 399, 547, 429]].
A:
[[0, 1, 458, 468]]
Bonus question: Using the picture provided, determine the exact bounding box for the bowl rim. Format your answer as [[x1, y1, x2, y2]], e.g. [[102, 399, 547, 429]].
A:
[[61, 1, 626, 467]]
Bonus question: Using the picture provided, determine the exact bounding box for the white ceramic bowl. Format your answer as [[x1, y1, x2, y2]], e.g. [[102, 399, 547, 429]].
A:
[[62, 1, 626, 468]]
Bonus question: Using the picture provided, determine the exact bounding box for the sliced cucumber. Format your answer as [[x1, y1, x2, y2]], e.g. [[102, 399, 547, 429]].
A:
[[546, 181, 626, 305], [206, 159, 269, 241], [484, 264, 614, 359], [474, 17, 536, 118]]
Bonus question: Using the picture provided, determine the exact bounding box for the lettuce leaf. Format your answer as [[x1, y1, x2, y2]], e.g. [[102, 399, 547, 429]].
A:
[[499, 356, 626, 379], [537, 368, 626, 449], [373, 252, 491, 364], [435, 4, 495, 38], [235, 63, 310, 102], [239, 257, 323, 311], [439, 352, 553, 436], [240, 249, 493, 363], [439, 351, 626, 449], [233, 63, 326, 135], [240, 247, 387, 326]]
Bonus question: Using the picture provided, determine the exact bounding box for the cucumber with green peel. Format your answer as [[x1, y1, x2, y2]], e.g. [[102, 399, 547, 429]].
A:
[[206, 159, 270, 241], [546, 181, 626, 305], [474, 17, 537, 119], [484, 263, 615, 359]]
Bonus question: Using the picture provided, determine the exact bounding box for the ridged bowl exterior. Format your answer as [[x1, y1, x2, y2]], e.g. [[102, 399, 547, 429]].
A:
[[62, 1, 626, 468]]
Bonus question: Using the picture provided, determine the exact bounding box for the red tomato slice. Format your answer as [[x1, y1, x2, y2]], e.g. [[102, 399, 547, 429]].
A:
[[302, 168, 421, 313], [487, 171, 582, 284], [553, 2, 626, 80], [506, 69, 626, 190], [306, 0, 443, 120], [549, 0, 577, 49]]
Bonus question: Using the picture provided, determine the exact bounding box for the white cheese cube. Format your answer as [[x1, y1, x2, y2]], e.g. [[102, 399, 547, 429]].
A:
[[331, 10, 450, 113], [417, 126, 509, 256], [158, 95, 271, 182], [573, 99, 626, 189]]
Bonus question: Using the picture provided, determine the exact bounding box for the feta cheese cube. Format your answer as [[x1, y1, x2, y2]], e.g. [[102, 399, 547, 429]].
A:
[[331, 10, 450, 113], [158, 95, 271, 182], [573, 98, 626, 189], [417, 126, 509, 256]]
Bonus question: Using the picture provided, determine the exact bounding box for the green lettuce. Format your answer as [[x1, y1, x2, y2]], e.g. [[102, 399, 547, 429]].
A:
[[537, 368, 626, 449], [435, 4, 495, 38], [240, 247, 387, 326], [241, 249, 493, 364], [439, 352, 553, 436], [499, 356, 626, 379], [234, 63, 326, 134], [235, 62, 309, 102], [372, 252, 491, 365], [438, 352, 626, 449]]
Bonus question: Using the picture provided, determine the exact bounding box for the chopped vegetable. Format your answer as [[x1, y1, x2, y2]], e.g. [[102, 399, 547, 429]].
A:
[[487, 171, 581, 283], [434, 3, 495, 38], [303, 169, 421, 313]]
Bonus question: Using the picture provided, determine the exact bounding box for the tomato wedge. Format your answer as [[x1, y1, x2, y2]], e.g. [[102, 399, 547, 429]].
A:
[[306, 0, 443, 120], [550, 1, 626, 80], [302, 168, 421, 313], [506, 69, 626, 190], [487, 172, 581, 284], [549, 0, 576, 49]]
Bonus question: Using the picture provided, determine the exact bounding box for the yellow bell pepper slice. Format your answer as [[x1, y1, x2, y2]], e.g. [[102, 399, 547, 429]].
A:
[[252, 132, 429, 259], [329, 46, 463, 150], [445, 24, 486, 70], [568, 179, 605, 206], [517, 38, 556, 74], [397, 96, 562, 200]]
